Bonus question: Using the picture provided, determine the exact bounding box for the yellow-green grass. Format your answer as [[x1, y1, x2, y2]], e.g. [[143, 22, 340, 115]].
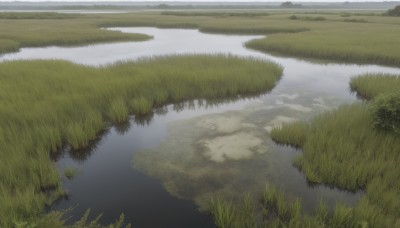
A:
[[0, 12, 79, 20], [350, 73, 400, 100], [246, 21, 400, 67], [0, 54, 282, 227], [270, 73, 400, 227], [0, 17, 151, 54], [2, 10, 400, 67]]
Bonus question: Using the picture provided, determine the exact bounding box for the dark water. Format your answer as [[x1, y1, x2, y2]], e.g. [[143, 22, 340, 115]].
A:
[[3, 28, 399, 226]]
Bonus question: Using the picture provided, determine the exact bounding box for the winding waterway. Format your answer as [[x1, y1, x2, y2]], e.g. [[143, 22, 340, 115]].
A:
[[2, 28, 400, 227]]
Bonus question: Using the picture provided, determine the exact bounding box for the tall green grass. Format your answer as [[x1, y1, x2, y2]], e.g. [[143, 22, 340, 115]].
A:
[[210, 185, 366, 227], [3, 11, 400, 67], [0, 39, 20, 54], [0, 17, 151, 54], [270, 121, 309, 148], [269, 74, 400, 226], [0, 54, 282, 227], [350, 73, 400, 100], [246, 22, 400, 66]]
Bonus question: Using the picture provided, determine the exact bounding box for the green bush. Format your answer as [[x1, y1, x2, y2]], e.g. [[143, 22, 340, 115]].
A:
[[386, 5, 400, 16], [371, 92, 400, 134]]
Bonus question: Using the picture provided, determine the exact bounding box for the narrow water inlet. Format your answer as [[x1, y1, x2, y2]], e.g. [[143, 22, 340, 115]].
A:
[[3, 27, 399, 226]]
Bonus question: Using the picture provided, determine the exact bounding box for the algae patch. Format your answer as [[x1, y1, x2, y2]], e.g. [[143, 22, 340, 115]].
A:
[[202, 131, 266, 162], [132, 91, 347, 210]]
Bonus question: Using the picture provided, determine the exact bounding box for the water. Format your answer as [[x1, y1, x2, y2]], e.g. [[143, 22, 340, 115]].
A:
[[2, 28, 400, 226]]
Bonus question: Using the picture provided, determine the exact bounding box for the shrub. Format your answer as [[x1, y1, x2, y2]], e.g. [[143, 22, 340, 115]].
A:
[[371, 92, 400, 134], [386, 5, 400, 16]]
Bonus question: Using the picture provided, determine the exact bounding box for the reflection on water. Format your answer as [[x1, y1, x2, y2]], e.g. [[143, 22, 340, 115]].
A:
[[50, 95, 266, 227], [5, 27, 399, 226], [133, 91, 363, 213]]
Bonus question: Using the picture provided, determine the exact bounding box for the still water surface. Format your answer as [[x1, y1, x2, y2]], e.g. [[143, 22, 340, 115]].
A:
[[2, 28, 400, 227]]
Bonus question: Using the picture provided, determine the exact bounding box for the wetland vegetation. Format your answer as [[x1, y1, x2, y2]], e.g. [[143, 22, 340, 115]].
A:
[[267, 74, 400, 227], [0, 54, 282, 227], [1, 7, 400, 228]]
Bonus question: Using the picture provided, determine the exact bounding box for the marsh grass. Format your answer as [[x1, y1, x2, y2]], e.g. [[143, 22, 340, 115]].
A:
[[0, 12, 79, 20], [210, 185, 362, 227], [350, 73, 400, 100], [270, 101, 400, 226], [129, 97, 153, 115], [161, 11, 270, 18], [210, 195, 235, 228], [109, 98, 129, 124], [64, 167, 79, 180], [270, 121, 309, 148], [289, 15, 327, 21], [246, 22, 400, 66], [2, 11, 399, 67], [0, 39, 20, 54], [0, 54, 282, 227], [343, 18, 368, 23], [0, 15, 151, 54]]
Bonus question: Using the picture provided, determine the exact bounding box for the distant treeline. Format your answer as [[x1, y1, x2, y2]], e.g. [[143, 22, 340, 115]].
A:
[[1, 1, 400, 11]]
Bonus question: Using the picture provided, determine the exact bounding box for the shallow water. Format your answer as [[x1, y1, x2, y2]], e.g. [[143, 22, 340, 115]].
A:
[[3, 28, 400, 226]]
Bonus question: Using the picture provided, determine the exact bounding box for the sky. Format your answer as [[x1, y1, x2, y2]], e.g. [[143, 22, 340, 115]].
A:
[[0, 0, 396, 2]]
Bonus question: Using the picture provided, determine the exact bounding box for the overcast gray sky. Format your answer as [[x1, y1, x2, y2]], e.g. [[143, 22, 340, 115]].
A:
[[0, 0, 394, 2]]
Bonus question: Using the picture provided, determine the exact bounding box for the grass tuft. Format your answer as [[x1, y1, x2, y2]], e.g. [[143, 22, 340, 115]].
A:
[[109, 98, 129, 124]]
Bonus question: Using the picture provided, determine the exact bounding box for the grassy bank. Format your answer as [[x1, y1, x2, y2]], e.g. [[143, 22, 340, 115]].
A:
[[0, 13, 151, 54], [2, 11, 400, 67], [245, 21, 400, 67], [268, 74, 400, 227], [350, 73, 400, 100], [0, 54, 282, 227]]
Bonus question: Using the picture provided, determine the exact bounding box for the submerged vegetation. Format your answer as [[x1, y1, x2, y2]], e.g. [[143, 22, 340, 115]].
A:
[[269, 74, 400, 227], [0, 55, 282, 227]]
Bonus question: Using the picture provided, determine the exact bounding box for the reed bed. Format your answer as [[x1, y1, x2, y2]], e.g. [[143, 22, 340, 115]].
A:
[[2, 11, 400, 67], [161, 11, 270, 17], [350, 73, 400, 100], [246, 22, 400, 67], [0, 12, 79, 20], [270, 76, 400, 227], [0, 18, 151, 54], [210, 185, 364, 227], [267, 74, 400, 226], [0, 54, 282, 227]]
